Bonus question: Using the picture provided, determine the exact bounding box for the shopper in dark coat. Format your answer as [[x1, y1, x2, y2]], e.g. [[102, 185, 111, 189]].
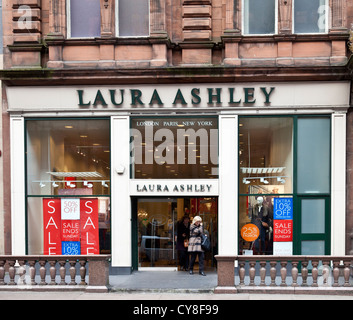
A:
[[176, 215, 190, 271], [188, 216, 206, 276]]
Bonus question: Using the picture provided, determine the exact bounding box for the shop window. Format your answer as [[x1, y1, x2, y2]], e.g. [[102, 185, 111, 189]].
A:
[[117, 0, 150, 37], [68, 0, 101, 38], [131, 117, 218, 179], [238, 116, 331, 256], [26, 119, 111, 255], [243, 0, 277, 35], [294, 0, 328, 34]]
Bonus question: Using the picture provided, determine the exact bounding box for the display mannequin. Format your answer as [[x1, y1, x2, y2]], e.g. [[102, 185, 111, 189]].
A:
[[249, 196, 269, 254]]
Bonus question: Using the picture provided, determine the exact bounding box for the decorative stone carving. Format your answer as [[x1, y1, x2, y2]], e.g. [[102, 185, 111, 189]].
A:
[[279, 0, 292, 34]]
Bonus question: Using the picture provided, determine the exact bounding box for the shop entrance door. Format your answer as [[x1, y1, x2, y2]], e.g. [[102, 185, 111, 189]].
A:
[[134, 197, 218, 270]]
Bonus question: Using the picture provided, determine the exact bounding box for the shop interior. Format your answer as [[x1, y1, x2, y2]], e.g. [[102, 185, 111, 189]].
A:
[[137, 197, 218, 270]]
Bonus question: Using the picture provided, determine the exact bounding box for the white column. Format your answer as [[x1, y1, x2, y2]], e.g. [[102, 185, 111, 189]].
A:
[[331, 112, 346, 256], [10, 116, 26, 255], [111, 116, 131, 267], [218, 115, 238, 255]]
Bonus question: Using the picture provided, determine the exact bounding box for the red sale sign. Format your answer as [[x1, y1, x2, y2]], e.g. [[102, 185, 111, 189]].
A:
[[43, 198, 100, 255], [273, 220, 293, 242], [43, 199, 62, 255], [80, 199, 99, 255]]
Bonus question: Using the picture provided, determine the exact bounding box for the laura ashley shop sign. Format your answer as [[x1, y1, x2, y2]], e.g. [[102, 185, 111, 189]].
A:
[[130, 180, 219, 196], [6, 82, 351, 111], [77, 86, 276, 108]]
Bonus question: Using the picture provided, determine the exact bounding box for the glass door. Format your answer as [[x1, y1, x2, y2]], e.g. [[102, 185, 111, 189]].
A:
[[137, 198, 177, 268]]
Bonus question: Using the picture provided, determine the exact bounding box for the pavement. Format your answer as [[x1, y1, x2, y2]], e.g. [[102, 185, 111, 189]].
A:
[[1, 270, 353, 301]]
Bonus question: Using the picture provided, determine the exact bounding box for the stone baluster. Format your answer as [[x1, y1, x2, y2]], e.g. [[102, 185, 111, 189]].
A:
[[332, 260, 340, 287], [270, 261, 277, 286], [69, 261, 77, 285], [311, 260, 319, 287], [301, 261, 308, 287], [59, 261, 67, 285], [8, 260, 16, 285], [259, 261, 267, 286], [49, 261, 57, 285], [280, 261, 287, 287], [39, 261, 47, 285], [28, 260, 37, 286], [291, 261, 298, 287], [79, 260, 87, 286], [238, 261, 245, 286], [0, 260, 5, 285], [17, 260, 26, 286], [249, 262, 256, 286], [343, 261, 351, 287]]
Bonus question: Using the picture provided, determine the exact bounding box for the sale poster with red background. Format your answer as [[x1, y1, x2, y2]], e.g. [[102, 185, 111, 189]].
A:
[[43, 198, 99, 255]]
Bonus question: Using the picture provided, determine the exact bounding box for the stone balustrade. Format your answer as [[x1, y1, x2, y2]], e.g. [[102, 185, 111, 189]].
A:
[[0, 255, 110, 292], [215, 255, 353, 294]]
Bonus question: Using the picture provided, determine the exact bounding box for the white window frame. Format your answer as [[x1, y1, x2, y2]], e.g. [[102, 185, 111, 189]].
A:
[[66, 0, 101, 39], [242, 0, 278, 36], [292, 0, 329, 35], [115, 0, 151, 38]]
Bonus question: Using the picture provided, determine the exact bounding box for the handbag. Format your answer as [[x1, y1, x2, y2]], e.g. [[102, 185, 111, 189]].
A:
[[201, 234, 211, 252], [184, 239, 189, 248]]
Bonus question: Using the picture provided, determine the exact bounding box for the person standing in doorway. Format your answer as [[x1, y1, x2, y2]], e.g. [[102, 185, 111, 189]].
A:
[[188, 216, 206, 276], [177, 215, 190, 271]]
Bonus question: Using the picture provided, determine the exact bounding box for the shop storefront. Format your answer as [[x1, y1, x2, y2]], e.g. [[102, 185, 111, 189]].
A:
[[6, 81, 350, 272]]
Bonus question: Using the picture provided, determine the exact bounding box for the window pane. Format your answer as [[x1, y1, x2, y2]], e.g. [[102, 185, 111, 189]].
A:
[[26, 119, 110, 196], [119, 0, 149, 37], [294, 0, 327, 33], [297, 118, 330, 194], [70, 0, 101, 38], [302, 199, 325, 234], [301, 240, 325, 255], [239, 118, 293, 194], [131, 117, 218, 179], [244, 0, 276, 35]]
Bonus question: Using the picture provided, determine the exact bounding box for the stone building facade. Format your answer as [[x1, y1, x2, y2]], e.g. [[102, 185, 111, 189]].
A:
[[0, 0, 352, 272]]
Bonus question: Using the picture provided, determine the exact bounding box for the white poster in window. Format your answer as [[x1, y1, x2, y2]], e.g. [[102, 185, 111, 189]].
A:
[[273, 242, 292, 256], [61, 199, 80, 220]]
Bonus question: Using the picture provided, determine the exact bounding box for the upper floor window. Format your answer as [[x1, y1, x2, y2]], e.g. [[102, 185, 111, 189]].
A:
[[68, 0, 101, 38], [294, 0, 328, 34], [243, 0, 277, 35], [116, 0, 150, 37], [67, 0, 150, 38]]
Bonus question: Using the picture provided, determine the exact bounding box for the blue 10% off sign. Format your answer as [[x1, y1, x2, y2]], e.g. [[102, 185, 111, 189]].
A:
[[273, 198, 293, 220]]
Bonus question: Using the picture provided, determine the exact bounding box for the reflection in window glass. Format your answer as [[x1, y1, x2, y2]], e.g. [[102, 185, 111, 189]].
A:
[[239, 117, 293, 194], [294, 0, 327, 34], [118, 0, 150, 37], [243, 0, 276, 35], [70, 0, 101, 38], [131, 117, 218, 179]]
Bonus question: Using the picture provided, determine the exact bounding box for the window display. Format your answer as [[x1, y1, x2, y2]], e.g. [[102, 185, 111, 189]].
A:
[[26, 119, 111, 255], [238, 116, 331, 256]]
